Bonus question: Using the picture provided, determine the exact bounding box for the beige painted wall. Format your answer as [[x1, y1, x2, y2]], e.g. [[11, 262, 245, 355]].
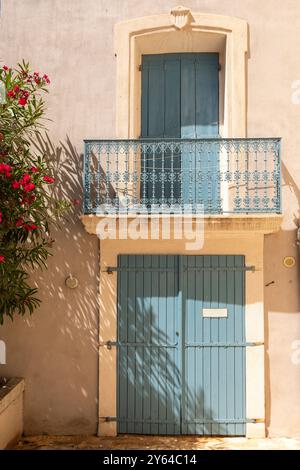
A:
[[0, 0, 300, 436]]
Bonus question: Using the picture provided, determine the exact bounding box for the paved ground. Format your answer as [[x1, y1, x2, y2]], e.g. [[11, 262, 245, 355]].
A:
[[14, 435, 300, 450]]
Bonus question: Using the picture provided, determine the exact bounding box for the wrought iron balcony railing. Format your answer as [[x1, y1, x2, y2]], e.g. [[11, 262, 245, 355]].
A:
[[83, 138, 281, 215]]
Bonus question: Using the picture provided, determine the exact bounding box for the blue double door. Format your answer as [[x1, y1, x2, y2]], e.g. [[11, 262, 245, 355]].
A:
[[117, 255, 246, 436], [141, 53, 220, 211]]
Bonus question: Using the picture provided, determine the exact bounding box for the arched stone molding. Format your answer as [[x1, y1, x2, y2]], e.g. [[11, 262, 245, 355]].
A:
[[115, 7, 248, 138]]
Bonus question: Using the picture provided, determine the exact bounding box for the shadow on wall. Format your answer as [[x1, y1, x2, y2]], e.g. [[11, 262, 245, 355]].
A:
[[0, 133, 99, 435], [264, 161, 300, 435], [282, 162, 300, 226], [264, 161, 300, 313]]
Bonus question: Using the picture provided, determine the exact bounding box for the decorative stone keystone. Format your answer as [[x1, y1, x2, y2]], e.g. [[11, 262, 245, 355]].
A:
[[170, 5, 192, 30]]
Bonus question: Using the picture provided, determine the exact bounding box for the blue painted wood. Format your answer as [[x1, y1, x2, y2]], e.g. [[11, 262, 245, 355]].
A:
[[181, 54, 220, 210], [117, 255, 246, 436], [181, 255, 246, 436], [218, 256, 229, 433], [141, 53, 219, 210], [211, 255, 220, 435], [195, 255, 204, 435], [234, 255, 246, 436], [117, 255, 128, 433], [141, 55, 181, 204], [227, 256, 235, 435], [117, 255, 181, 434], [142, 255, 152, 434]]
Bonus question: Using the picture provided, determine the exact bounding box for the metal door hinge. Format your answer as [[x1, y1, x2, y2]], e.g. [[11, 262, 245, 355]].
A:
[[107, 265, 255, 273], [218, 63, 222, 71], [105, 340, 117, 350], [183, 265, 255, 272], [106, 266, 117, 274], [247, 418, 265, 423], [138, 64, 142, 72], [99, 416, 117, 423], [246, 341, 264, 347]]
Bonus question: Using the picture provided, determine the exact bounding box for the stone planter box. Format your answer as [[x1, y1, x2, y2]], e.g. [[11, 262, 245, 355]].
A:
[[0, 378, 25, 449]]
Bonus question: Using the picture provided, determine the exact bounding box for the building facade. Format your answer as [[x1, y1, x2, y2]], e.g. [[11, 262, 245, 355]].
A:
[[1, 0, 300, 438]]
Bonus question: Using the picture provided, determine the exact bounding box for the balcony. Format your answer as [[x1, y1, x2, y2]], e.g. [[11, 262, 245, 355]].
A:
[[83, 138, 281, 217]]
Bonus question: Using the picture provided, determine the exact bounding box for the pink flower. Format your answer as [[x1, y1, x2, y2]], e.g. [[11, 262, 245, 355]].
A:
[[29, 166, 38, 173], [72, 199, 80, 206], [12, 180, 20, 189], [0, 255, 5, 263], [0, 163, 11, 172], [14, 85, 20, 93], [2, 65, 8, 71], [43, 175, 55, 184], [18, 97, 27, 106], [43, 74, 50, 84], [0, 211, 2, 223], [23, 182, 35, 192], [33, 72, 40, 84], [23, 223, 38, 231], [21, 194, 36, 205], [16, 218, 24, 227], [21, 173, 31, 183], [0, 163, 12, 177], [7, 90, 15, 98]]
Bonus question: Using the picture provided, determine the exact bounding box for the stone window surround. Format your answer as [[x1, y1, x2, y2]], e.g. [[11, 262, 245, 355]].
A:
[[114, 8, 248, 139]]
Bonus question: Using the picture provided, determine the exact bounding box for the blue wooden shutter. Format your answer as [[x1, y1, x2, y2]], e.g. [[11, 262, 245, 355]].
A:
[[141, 55, 181, 205], [141, 54, 181, 138], [181, 53, 220, 210], [141, 53, 220, 211]]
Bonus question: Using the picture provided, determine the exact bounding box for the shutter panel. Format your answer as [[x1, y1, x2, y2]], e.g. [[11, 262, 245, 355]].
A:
[[141, 53, 220, 211], [181, 53, 220, 210], [141, 55, 181, 205]]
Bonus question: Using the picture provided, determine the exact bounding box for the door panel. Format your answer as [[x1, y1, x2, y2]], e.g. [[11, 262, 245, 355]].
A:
[[117, 255, 181, 435], [117, 255, 246, 435], [182, 255, 246, 436]]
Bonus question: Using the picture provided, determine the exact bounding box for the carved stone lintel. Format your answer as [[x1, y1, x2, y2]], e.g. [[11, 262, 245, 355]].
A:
[[170, 5, 193, 30]]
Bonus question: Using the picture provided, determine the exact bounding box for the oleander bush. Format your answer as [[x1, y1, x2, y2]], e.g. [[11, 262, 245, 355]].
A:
[[0, 61, 71, 323]]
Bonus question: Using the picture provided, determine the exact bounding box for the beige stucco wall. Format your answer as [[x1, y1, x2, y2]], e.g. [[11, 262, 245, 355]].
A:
[[0, 0, 300, 437]]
